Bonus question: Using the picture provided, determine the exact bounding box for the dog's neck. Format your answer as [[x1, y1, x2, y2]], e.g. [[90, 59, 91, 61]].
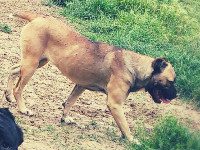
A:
[[123, 50, 154, 79], [122, 50, 155, 91]]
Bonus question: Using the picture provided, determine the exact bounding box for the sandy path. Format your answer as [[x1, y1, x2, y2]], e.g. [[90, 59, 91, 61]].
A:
[[0, 0, 200, 149]]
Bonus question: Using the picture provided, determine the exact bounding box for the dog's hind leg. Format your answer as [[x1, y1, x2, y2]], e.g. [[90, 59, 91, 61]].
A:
[[13, 56, 41, 116], [12, 55, 48, 115], [5, 64, 21, 102], [5, 58, 48, 103], [61, 84, 85, 124]]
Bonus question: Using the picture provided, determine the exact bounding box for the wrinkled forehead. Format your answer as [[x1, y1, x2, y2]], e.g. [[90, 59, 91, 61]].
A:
[[162, 63, 176, 81]]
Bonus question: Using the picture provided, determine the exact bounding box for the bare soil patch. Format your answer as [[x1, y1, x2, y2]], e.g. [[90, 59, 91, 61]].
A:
[[0, 0, 199, 149]]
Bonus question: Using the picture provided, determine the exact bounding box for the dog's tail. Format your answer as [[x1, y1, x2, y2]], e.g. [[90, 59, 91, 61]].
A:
[[13, 11, 45, 22]]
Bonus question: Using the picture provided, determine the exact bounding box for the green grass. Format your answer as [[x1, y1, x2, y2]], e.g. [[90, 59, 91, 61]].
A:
[[42, 125, 56, 131], [0, 24, 11, 33], [131, 116, 200, 150], [104, 116, 200, 149], [44, 0, 200, 106]]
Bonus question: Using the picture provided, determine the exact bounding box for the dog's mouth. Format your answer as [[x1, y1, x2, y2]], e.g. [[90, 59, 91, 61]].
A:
[[152, 88, 171, 104]]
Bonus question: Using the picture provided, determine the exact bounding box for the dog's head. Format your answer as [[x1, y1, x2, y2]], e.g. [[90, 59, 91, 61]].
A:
[[0, 108, 23, 150], [146, 57, 177, 104]]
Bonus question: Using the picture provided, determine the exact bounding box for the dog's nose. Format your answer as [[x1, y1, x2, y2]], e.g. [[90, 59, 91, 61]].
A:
[[168, 89, 177, 100], [172, 91, 178, 99]]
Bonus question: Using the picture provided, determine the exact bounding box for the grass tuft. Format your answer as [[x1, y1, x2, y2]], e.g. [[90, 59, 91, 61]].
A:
[[0, 24, 11, 33], [131, 116, 200, 150]]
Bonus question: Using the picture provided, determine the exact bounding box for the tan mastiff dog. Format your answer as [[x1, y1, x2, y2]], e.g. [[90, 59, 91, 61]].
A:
[[5, 12, 177, 141]]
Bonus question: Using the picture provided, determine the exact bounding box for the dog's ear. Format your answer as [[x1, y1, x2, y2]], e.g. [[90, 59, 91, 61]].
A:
[[0, 108, 15, 121], [152, 57, 168, 73]]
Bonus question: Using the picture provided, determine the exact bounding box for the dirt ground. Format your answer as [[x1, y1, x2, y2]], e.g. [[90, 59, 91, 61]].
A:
[[0, 0, 200, 149]]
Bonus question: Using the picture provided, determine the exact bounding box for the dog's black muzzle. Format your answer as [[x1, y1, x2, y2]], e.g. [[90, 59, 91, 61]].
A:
[[162, 83, 177, 100], [146, 81, 177, 104]]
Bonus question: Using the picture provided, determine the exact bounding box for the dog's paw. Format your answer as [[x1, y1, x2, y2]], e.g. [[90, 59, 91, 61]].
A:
[[127, 136, 141, 145], [61, 117, 76, 125], [20, 108, 33, 116], [132, 138, 141, 145]]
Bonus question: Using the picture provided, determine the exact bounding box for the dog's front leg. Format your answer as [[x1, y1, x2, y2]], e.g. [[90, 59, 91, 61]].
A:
[[107, 97, 133, 141], [107, 75, 133, 141]]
